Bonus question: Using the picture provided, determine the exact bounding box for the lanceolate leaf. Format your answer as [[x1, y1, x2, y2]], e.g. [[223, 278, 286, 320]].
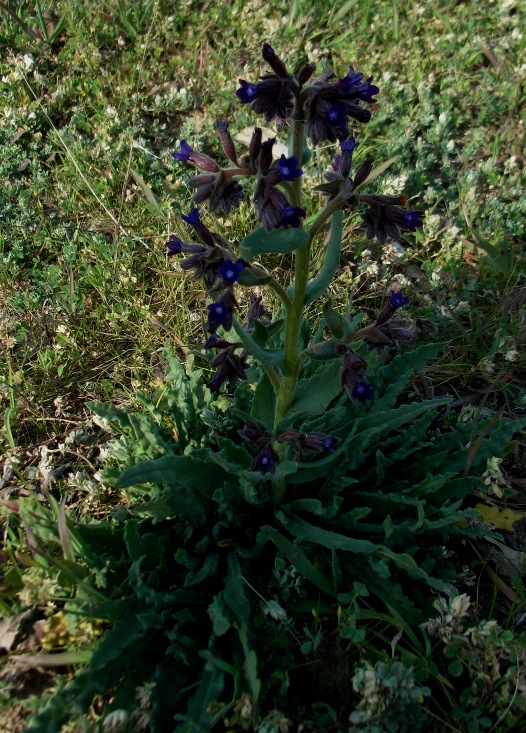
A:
[[239, 226, 309, 260], [276, 360, 341, 431], [264, 526, 333, 594], [304, 211, 343, 305], [232, 319, 288, 373], [354, 155, 398, 190], [115, 453, 226, 489], [372, 342, 446, 410]]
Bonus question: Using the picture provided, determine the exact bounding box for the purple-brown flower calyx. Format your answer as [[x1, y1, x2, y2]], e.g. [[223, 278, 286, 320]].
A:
[[359, 195, 424, 245], [206, 344, 248, 393], [375, 286, 410, 327], [340, 351, 374, 405], [278, 429, 338, 459]]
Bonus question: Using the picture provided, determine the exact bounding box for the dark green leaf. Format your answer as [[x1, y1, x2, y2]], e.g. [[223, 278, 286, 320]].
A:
[[232, 319, 287, 373], [264, 526, 333, 594], [115, 453, 223, 490], [251, 373, 276, 432]]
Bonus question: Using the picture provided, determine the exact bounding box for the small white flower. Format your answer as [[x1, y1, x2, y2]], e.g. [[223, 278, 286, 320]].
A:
[[102, 709, 129, 731]]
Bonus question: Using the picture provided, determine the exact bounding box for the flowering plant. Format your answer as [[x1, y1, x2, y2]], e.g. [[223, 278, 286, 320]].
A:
[[28, 44, 526, 733], [167, 43, 422, 504]]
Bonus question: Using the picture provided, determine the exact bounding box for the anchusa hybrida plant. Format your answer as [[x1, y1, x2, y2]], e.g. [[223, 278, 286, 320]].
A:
[[28, 44, 526, 733], [168, 43, 423, 503]]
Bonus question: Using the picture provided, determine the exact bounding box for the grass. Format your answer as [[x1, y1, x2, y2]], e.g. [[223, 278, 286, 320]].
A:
[[0, 0, 525, 730]]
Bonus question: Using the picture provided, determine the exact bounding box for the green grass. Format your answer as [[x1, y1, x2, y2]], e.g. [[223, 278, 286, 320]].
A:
[[1, 0, 525, 730]]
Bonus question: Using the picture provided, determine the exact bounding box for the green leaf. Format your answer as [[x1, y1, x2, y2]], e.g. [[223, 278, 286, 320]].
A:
[[179, 665, 225, 731], [304, 211, 343, 305], [278, 513, 377, 555], [208, 595, 231, 637], [322, 298, 353, 339], [251, 372, 276, 432], [239, 226, 309, 260], [373, 343, 446, 410], [264, 526, 333, 594], [115, 453, 224, 490], [232, 319, 287, 373], [277, 360, 341, 431], [354, 155, 398, 190]]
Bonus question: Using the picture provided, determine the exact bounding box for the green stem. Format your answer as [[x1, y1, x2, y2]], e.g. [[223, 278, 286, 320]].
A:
[[271, 115, 307, 506], [263, 363, 280, 394], [267, 277, 292, 312]]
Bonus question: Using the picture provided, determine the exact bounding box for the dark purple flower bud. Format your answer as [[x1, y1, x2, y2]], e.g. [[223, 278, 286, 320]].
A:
[[403, 210, 424, 231], [173, 140, 193, 162], [245, 292, 270, 329], [352, 380, 375, 403], [331, 154, 341, 171], [259, 137, 276, 174], [250, 76, 294, 124], [236, 80, 259, 104], [253, 176, 289, 231], [249, 127, 262, 166], [238, 419, 269, 449], [216, 118, 238, 165], [340, 352, 373, 405], [252, 444, 279, 475], [218, 258, 245, 284], [353, 155, 374, 188], [262, 43, 290, 79], [166, 236, 183, 255], [189, 173, 245, 215], [277, 154, 303, 181], [297, 62, 316, 87], [390, 290, 410, 308], [279, 205, 307, 229], [360, 197, 423, 244]]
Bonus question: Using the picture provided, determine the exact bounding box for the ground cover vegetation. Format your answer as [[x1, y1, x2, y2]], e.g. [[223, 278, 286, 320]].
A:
[[0, 0, 525, 731]]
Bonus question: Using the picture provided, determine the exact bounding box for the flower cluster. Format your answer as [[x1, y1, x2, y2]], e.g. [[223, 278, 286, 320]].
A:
[[173, 125, 306, 231], [238, 420, 338, 475]]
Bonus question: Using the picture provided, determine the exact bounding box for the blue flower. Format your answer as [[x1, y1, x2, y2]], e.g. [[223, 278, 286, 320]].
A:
[[403, 210, 424, 231], [277, 154, 302, 181], [341, 137, 357, 152], [278, 205, 307, 229], [181, 208, 200, 226], [218, 258, 245, 284], [173, 140, 193, 162], [352, 380, 375, 403], [325, 105, 347, 127], [236, 80, 260, 104], [166, 236, 183, 255], [252, 444, 279, 475], [389, 290, 410, 308]]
